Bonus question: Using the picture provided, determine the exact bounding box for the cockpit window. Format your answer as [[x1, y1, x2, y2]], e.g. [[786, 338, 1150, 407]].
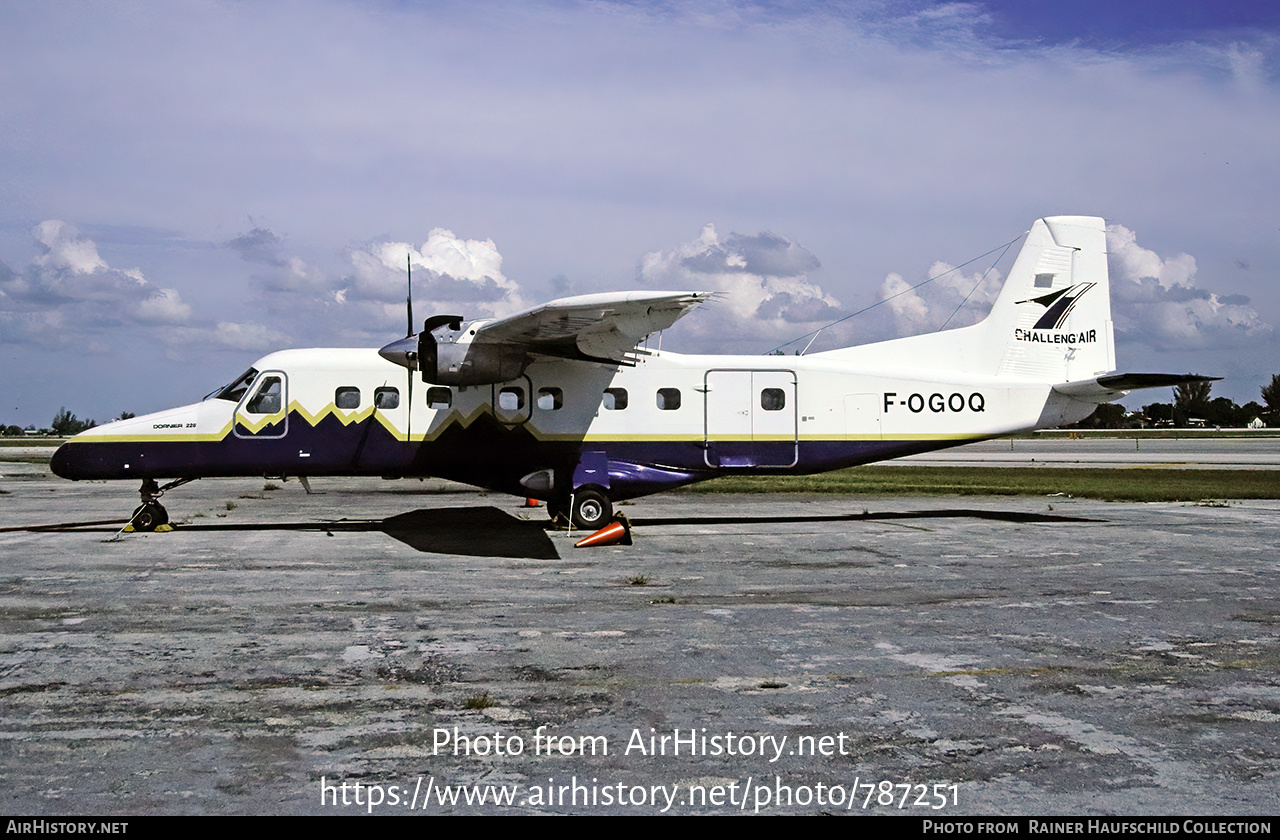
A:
[[246, 376, 283, 415], [214, 368, 259, 402]]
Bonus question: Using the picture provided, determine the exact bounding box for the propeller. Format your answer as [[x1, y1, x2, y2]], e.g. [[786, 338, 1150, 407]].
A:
[[396, 254, 415, 441], [378, 315, 463, 372], [406, 254, 414, 339], [378, 254, 466, 437]]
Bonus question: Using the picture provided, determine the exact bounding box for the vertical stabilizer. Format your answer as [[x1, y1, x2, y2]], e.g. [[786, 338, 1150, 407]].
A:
[[820, 216, 1115, 383], [989, 216, 1115, 382]]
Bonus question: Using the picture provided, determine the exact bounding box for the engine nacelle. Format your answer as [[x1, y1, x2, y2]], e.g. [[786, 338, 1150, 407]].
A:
[[419, 334, 528, 385]]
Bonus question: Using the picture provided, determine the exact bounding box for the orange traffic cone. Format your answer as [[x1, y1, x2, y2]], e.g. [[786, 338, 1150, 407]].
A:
[[574, 514, 632, 548], [523, 498, 540, 507]]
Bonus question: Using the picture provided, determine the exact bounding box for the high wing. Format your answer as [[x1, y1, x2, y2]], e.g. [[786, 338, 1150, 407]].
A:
[[378, 289, 717, 384], [470, 290, 715, 364]]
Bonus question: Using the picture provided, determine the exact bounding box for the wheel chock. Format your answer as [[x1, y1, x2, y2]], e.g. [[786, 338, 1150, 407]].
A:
[[574, 514, 632, 548]]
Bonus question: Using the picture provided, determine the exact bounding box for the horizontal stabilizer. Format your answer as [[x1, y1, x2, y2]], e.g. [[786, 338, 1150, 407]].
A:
[[1052, 373, 1221, 402]]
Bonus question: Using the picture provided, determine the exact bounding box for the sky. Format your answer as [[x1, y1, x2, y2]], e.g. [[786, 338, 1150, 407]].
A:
[[2, 0, 1279, 427]]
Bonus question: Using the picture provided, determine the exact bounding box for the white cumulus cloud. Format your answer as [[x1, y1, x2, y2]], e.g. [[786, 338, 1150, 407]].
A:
[[0, 221, 193, 346], [638, 224, 841, 353], [875, 260, 1005, 338], [356, 228, 526, 315], [214, 321, 287, 352], [31, 220, 109, 276], [1106, 223, 1269, 350]]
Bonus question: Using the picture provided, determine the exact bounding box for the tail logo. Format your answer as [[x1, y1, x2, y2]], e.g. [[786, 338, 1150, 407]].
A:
[[1016, 282, 1096, 330]]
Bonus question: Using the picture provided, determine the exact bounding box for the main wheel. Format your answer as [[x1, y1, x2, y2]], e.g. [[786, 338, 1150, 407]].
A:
[[571, 487, 612, 531], [131, 501, 169, 531]]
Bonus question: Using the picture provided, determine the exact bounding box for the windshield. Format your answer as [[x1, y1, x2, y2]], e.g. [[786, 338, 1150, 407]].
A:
[[209, 368, 260, 402]]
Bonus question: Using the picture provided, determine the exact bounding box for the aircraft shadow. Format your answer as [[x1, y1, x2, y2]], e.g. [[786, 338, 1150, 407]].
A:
[[14, 506, 561, 560], [376, 507, 560, 559], [626, 508, 1103, 527], [12, 506, 1098, 559]]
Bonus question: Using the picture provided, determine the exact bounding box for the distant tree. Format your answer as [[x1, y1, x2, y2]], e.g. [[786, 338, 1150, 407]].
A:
[[2, 425, 23, 437], [1174, 380, 1212, 411], [1143, 402, 1174, 425], [1202, 397, 1244, 428], [1068, 403, 1128, 429], [1095, 403, 1128, 427], [50, 408, 96, 436], [1240, 401, 1267, 426], [1263, 375, 1280, 422], [118, 411, 136, 420], [1173, 380, 1212, 425]]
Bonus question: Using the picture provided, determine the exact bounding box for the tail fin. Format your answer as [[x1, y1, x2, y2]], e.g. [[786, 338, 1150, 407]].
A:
[[994, 218, 1217, 402], [824, 215, 1116, 384], [986, 215, 1115, 382]]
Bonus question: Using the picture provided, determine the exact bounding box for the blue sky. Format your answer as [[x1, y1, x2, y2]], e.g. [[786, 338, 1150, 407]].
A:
[[2, 0, 1278, 426], [977, 0, 1280, 46]]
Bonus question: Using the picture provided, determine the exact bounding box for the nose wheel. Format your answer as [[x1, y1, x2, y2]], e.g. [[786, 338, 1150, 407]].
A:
[[131, 500, 169, 531], [125, 477, 194, 533]]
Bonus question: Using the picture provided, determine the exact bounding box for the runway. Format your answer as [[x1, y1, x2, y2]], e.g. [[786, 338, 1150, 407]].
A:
[[1, 474, 1278, 815]]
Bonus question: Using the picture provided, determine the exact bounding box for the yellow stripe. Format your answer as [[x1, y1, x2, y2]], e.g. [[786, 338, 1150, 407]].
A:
[[65, 403, 988, 448], [234, 410, 287, 434], [65, 419, 236, 444]]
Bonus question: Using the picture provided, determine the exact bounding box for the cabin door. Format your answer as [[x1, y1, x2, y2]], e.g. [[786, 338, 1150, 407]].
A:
[[703, 370, 797, 468]]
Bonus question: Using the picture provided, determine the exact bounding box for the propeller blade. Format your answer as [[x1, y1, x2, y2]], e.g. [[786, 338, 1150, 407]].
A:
[[406, 254, 414, 338]]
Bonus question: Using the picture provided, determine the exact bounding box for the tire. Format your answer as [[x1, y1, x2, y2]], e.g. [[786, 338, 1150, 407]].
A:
[[131, 501, 169, 531], [571, 487, 612, 531]]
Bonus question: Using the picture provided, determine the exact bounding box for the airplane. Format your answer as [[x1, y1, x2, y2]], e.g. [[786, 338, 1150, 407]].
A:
[[51, 216, 1213, 533]]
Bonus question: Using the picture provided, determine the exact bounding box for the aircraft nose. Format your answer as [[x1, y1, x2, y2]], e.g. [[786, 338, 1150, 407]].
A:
[[50, 441, 81, 479], [378, 335, 418, 370]]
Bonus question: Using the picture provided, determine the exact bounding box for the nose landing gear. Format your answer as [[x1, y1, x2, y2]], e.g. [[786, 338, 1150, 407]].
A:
[[125, 477, 195, 533], [131, 500, 169, 531]]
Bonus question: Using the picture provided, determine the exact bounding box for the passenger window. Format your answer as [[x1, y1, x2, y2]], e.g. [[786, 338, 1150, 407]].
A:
[[537, 388, 563, 410], [246, 376, 282, 414], [761, 388, 785, 411], [498, 387, 525, 411], [603, 388, 628, 410], [427, 387, 452, 409], [335, 387, 360, 409], [375, 387, 399, 409], [657, 388, 681, 410]]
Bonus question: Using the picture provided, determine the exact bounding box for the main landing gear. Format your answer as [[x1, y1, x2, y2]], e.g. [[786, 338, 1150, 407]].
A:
[[128, 477, 195, 532], [548, 485, 613, 531]]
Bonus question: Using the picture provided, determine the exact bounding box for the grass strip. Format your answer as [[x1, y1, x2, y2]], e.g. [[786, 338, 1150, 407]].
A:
[[677, 466, 1280, 502]]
